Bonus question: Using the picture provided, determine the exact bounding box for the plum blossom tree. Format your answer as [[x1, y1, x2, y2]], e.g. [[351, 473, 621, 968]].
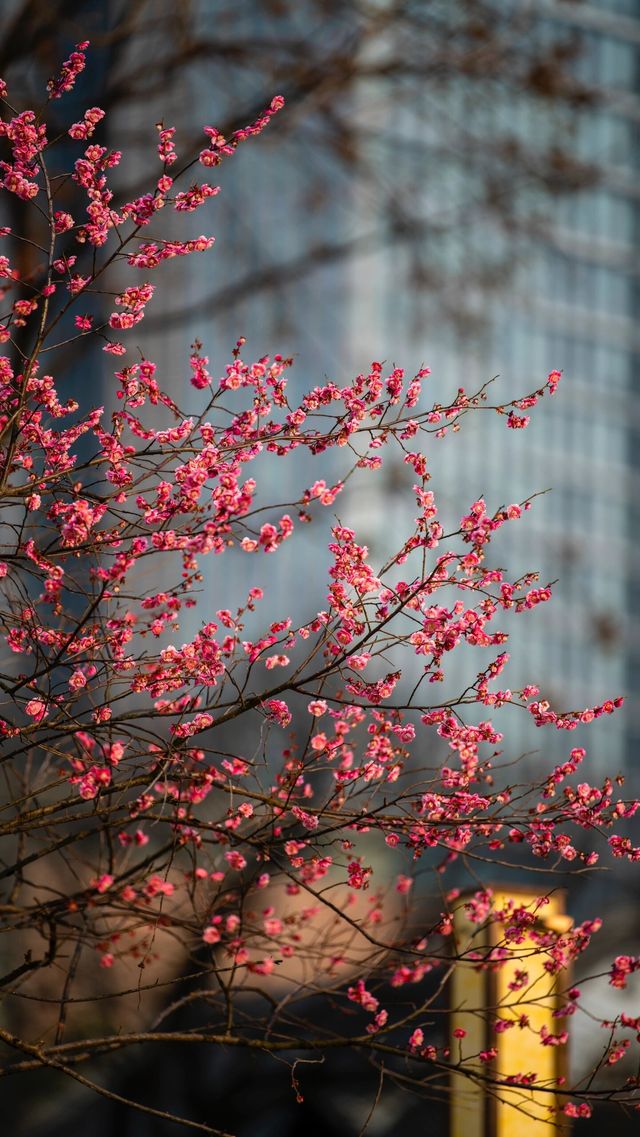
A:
[[0, 41, 636, 1137]]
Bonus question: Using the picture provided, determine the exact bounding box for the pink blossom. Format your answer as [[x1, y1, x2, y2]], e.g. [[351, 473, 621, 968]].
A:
[[308, 699, 328, 716], [395, 875, 413, 894], [202, 926, 221, 945], [94, 874, 114, 893], [25, 698, 47, 721]]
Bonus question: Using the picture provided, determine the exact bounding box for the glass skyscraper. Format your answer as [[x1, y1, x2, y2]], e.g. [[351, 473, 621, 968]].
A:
[[119, 1, 638, 789], [345, 0, 639, 789]]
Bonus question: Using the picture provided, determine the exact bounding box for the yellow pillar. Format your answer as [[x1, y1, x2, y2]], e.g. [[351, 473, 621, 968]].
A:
[[450, 887, 572, 1137]]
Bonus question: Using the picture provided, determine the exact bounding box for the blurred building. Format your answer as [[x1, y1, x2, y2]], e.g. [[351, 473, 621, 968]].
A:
[[101, 1, 638, 790], [0, 0, 634, 775], [345, 0, 640, 788]]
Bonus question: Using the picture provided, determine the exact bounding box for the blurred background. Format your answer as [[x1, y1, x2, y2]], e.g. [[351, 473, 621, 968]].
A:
[[1, 1, 639, 1134]]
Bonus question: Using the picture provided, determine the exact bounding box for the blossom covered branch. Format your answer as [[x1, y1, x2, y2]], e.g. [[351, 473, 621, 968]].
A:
[[0, 43, 635, 1133]]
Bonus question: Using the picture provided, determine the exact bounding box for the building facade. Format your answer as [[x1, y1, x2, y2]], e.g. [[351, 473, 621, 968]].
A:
[[346, 0, 640, 788]]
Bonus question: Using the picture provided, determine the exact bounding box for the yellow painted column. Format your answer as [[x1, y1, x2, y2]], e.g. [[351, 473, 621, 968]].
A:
[[450, 887, 572, 1137]]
